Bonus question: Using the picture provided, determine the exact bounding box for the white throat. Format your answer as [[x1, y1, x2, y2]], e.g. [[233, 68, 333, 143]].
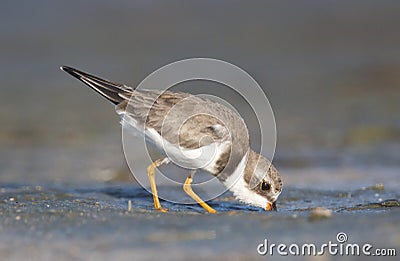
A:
[[223, 151, 268, 209]]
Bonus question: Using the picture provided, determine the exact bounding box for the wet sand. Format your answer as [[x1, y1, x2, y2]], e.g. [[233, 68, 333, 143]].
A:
[[1, 179, 399, 260]]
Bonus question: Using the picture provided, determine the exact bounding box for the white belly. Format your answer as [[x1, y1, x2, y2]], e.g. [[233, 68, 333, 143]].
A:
[[120, 112, 231, 173], [146, 127, 231, 172]]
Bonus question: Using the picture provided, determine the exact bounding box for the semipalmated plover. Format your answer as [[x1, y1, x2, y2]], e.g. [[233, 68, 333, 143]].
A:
[[61, 66, 282, 213]]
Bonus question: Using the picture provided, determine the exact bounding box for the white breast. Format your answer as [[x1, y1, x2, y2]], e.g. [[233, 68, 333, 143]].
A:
[[223, 151, 268, 209]]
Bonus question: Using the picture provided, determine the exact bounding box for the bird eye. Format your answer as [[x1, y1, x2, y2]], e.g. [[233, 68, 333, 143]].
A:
[[260, 180, 271, 191]]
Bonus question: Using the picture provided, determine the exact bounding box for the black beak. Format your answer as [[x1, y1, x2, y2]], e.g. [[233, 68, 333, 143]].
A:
[[272, 201, 277, 211]]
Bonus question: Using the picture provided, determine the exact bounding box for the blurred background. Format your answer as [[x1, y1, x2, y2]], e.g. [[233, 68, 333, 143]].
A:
[[1, 0, 399, 188]]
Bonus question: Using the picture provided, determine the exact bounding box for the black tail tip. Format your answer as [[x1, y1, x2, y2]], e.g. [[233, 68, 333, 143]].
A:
[[60, 65, 73, 72], [60, 66, 82, 79]]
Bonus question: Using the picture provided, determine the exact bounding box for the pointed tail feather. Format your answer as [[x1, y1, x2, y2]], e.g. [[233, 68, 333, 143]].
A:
[[60, 66, 132, 105]]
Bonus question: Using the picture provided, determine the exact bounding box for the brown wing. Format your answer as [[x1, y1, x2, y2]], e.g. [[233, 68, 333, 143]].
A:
[[119, 90, 232, 149], [62, 66, 249, 169]]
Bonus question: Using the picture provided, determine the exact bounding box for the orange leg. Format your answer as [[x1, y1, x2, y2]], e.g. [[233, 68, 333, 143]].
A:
[[147, 158, 169, 212], [183, 174, 217, 214]]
